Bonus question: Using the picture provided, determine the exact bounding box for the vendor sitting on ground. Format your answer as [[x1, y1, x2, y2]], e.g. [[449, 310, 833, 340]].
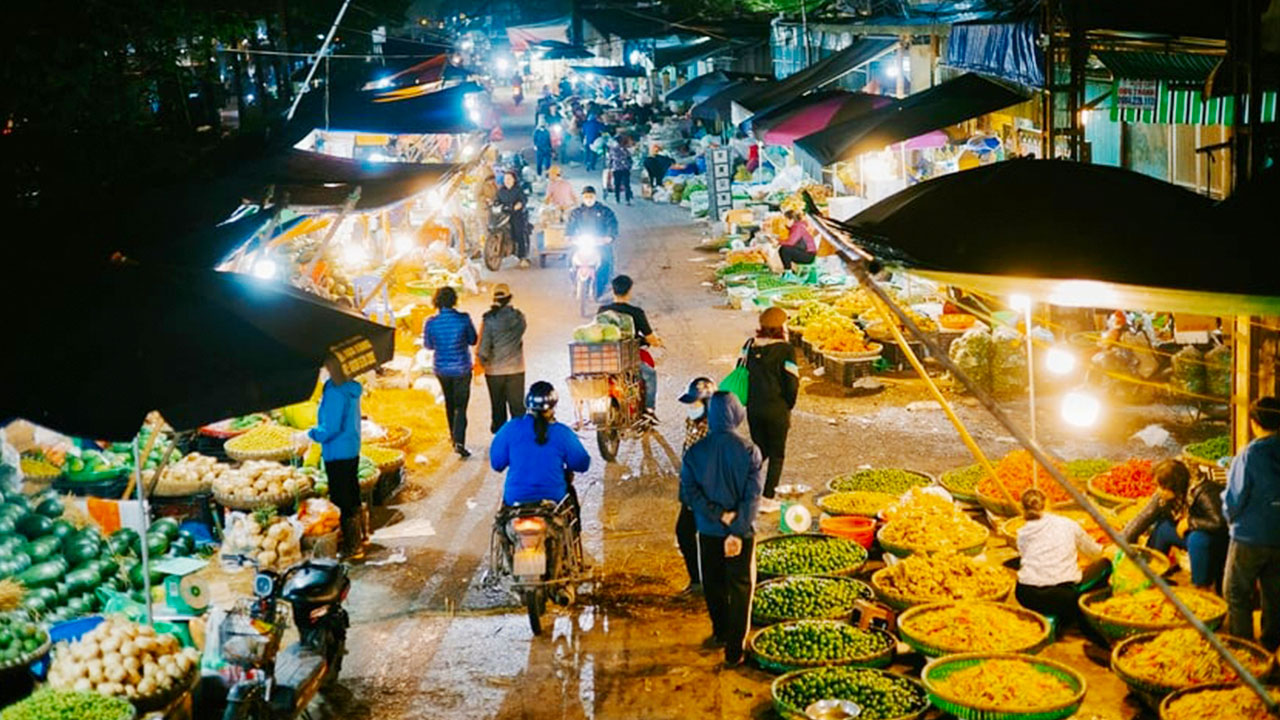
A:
[[778, 209, 817, 271], [1014, 488, 1108, 629]]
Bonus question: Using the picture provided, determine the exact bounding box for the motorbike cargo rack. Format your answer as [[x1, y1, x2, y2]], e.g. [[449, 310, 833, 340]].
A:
[[569, 339, 640, 375]]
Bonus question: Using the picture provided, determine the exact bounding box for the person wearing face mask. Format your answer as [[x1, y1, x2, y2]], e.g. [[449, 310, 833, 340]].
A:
[[674, 377, 714, 594], [496, 170, 531, 268], [565, 186, 619, 299]]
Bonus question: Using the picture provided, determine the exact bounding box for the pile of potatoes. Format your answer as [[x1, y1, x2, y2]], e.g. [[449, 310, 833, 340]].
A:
[[47, 617, 200, 701]]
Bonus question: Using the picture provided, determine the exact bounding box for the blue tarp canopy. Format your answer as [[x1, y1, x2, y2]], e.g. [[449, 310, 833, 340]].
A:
[[570, 65, 648, 78], [732, 37, 898, 119], [945, 18, 1044, 87]]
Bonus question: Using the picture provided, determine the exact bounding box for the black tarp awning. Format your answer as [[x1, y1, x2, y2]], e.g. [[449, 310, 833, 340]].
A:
[[691, 78, 777, 121], [664, 70, 770, 103], [654, 39, 729, 69], [539, 41, 594, 60], [732, 37, 898, 120], [251, 150, 460, 211], [835, 159, 1280, 315], [569, 64, 648, 78], [795, 73, 1029, 176], [283, 82, 483, 147]]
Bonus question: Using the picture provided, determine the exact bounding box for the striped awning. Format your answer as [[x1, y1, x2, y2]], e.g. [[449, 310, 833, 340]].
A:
[[1110, 80, 1278, 125]]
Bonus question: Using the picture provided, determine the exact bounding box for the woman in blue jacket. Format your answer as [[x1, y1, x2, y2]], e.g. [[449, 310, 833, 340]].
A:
[[308, 357, 364, 558], [492, 381, 591, 508]]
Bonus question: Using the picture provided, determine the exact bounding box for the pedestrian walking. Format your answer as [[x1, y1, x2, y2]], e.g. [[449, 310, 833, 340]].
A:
[[1223, 396, 1280, 651], [744, 307, 799, 513], [478, 284, 527, 434], [423, 286, 478, 458], [496, 170, 531, 268], [582, 114, 604, 170], [609, 140, 634, 205], [674, 377, 714, 594], [304, 355, 365, 558], [533, 121, 553, 176], [680, 391, 763, 667]]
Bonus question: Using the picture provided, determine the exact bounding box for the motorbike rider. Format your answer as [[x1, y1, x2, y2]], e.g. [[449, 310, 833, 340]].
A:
[[599, 274, 662, 421], [566, 186, 619, 299], [496, 169, 531, 268]]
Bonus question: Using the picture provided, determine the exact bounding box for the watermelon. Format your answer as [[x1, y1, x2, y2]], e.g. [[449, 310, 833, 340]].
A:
[[14, 514, 51, 540], [150, 517, 180, 541], [16, 560, 65, 588], [35, 496, 63, 519]]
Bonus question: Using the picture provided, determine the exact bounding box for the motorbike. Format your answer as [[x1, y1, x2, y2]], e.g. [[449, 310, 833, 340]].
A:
[[202, 558, 350, 720], [486, 492, 584, 635], [483, 205, 517, 272], [570, 233, 609, 317], [512, 84, 524, 105]]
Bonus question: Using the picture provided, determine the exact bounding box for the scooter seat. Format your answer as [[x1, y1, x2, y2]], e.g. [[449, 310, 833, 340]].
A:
[[281, 560, 348, 605], [269, 644, 328, 716]]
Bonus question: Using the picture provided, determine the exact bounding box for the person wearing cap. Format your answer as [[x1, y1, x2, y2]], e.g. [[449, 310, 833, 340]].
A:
[[478, 284, 527, 434], [1223, 396, 1280, 650], [544, 166, 577, 214], [675, 377, 714, 594], [566, 186, 619, 299], [743, 307, 800, 513]]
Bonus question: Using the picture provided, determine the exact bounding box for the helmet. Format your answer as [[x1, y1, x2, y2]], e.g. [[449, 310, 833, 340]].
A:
[[525, 381, 559, 412], [678, 377, 714, 404]]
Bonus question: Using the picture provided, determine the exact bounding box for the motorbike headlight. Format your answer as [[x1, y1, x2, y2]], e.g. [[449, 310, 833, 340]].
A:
[[574, 234, 597, 248]]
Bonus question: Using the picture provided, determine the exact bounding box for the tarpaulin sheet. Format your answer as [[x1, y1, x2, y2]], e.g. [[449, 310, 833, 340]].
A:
[[508, 18, 570, 51], [691, 79, 777, 121], [753, 90, 894, 146], [945, 19, 1044, 88], [284, 82, 481, 147], [794, 73, 1029, 176], [654, 38, 728, 69], [250, 151, 459, 211], [664, 71, 769, 103], [569, 65, 648, 78], [733, 37, 897, 118]]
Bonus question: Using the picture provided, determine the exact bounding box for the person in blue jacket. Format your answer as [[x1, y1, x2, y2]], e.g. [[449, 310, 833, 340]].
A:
[[679, 391, 763, 667], [307, 356, 364, 557], [424, 286, 478, 458], [1223, 396, 1280, 650]]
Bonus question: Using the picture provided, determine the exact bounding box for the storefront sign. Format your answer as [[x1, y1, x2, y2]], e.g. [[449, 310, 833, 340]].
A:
[[705, 148, 732, 222], [330, 336, 378, 379], [1116, 79, 1159, 109]]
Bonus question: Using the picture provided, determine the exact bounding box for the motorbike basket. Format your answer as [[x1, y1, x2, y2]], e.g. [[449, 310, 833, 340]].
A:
[[220, 600, 287, 667]]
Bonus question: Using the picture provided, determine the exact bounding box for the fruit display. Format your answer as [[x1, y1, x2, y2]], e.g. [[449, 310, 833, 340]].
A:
[[361, 444, 404, 471], [297, 498, 341, 538], [725, 247, 769, 267], [872, 553, 1013, 609], [365, 423, 412, 449], [786, 301, 837, 332], [828, 468, 931, 495], [223, 424, 299, 461], [938, 464, 987, 500], [925, 656, 1083, 714], [0, 690, 135, 720], [1082, 587, 1227, 629], [832, 288, 881, 317], [860, 303, 937, 339], [1066, 458, 1114, 480], [878, 489, 988, 555], [19, 456, 61, 480], [771, 287, 818, 309], [64, 450, 129, 481], [757, 534, 868, 577], [753, 576, 873, 625], [0, 611, 50, 667], [143, 453, 226, 497], [817, 491, 898, 518], [1185, 436, 1231, 464], [817, 329, 880, 357], [779, 183, 831, 213], [47, 616, 199, 703], [977, 449, 1073, 514], [1162, 684, 1280, 720], [1089, 458, 1156, 502], [801, 312, 857, 346], [897, 602, 1049, 656], [211, 461, 315, 509], [773, 666, 928, 720], [1113, 629, 1273, 690], [752, 620, 893, 668], [224, 509, 303, 571]]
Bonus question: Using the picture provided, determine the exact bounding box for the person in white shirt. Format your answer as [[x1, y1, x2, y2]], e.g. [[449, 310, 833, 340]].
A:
[[1014, 488, 1109, 628]]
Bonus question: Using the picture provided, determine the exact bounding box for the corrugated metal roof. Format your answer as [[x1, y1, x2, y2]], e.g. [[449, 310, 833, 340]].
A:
[[1095, 50, 1221, 86]]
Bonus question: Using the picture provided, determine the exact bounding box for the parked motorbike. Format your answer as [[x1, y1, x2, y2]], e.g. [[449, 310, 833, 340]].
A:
[[201, 558, 350, 720], [484, 205, 517, 272], [486, 493, 584, 635], [570, 233, 609, 317]]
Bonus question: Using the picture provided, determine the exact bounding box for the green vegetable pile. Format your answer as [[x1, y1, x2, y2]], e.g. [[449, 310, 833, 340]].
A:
[[754, 274, 791, 292], [0, 613, 47, 664], [830, 469, 931, 496], [758, 535, 867, 576], [715, 262, 769, 278], [787, 301, 832, 329], [0, 690, 134, 720], [940, 464, 987, 494], [776, 667, 927, 719], [1186, 436, 1231, 462], [754, 577, 871, 623], [1066, 458, 1114, 479], [754, 621, 891, 663]]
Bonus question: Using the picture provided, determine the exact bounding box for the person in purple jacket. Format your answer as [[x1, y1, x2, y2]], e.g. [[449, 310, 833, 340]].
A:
[[423, 286, 478, 458]]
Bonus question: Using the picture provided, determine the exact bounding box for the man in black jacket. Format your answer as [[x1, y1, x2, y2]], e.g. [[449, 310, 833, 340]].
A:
[[477, 283, 527, 433], [566, 187, 619, 299], [745, 307, 800, 513]]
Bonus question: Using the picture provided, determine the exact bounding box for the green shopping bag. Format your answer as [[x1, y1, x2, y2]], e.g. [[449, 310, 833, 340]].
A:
[[719, 340, 752, 406], [1109, 549, 1154, 595]]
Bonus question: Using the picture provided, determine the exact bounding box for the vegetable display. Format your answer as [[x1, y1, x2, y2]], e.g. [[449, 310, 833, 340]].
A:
[[1163, 685, 1280, 720], [817, 492, 898, 518], [927, 657, 1079, 711], [47, 617, 199, 702], [223, 425, 299, 461], [1066, 458, 1113, 479], [1113, 629, 1272, 687], [938, 464, 986, 497], [1086, 587, 1226, 626], [211, 461, 315, 507], [774, 667, 927, 720], [143, 453, 225, 497], [224, 509, 303, 571], [898, 602, 1047, 654], [297, 498, 341, 538], [754, 577, 872, 625], [1091, 458, 1156, 500], [1185, 436, 1231, 463], [753, 621, 892, 665], [0, 690, 134, 720], [873, 553, 1012, 606], [878, 489, 988, 555], [977, 449, 1073, 511], [828, 468, 931, 495], [0, 612, 49, 665], [757, 535, 868, 576]]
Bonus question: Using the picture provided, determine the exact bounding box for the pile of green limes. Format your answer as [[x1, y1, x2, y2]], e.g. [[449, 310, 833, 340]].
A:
[[754, 621, 891, 663], [754, 577, 872, 623], [777, 667, 927, 719], [0, 613, 47, 665], [830, 469, 931, 495], [758, 535, 868, 576]]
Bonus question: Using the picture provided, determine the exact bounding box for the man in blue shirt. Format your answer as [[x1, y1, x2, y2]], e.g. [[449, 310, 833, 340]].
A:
[[1224, 396, 1280, 650], [423, 286, 477, 458]]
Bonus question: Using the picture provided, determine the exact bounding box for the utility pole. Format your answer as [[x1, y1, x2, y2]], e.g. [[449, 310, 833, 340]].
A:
[[287, 0, 354, 121]]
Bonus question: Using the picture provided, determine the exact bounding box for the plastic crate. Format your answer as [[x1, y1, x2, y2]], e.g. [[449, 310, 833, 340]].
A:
[[569, 339, 639, 375], [823, 355, 876, 387]]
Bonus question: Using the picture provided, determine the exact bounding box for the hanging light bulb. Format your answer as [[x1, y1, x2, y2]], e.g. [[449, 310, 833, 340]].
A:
[[1045, 347, 1077, 376], [252, 259, 277, 279], [1061, 391, 1102, 428]]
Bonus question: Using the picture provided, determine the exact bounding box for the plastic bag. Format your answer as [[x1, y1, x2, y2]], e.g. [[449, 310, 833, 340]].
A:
[[1171, 346, 1206, 396], [1109, 549, 1154, 595], [1205, 344, 1232, 398], [990, 325, 1029, 396], [949, 325, 994, 394]]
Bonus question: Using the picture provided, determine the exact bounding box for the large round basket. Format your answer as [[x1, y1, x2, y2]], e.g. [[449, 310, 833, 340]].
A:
[[1086, 471, 1152, 508], [815, 491, 897, 519], [752, 576, 874, 626], [819, 345, 883, 361], [897, 602, 1052, 658], [876, 522, 989, 559], [1078, 588, 1228, 643], [1159, 682, 1280, 720], [0, 635, 52, 671], [1180, 443, 1230, 471], [771, 666, 930, 720], [974, 481, 1030, 518], [827, 469, 934, 495], [749, 620, 895, 673], [213, 488, 300, 512], [367, 425, 412, 450], [131, 662, 200, 714], [938, 465, 986, 503], [1111, 631, 1275, 701], [870, 565, 1016, 612], [756, 533, 869, 579], [922, 652, 1087, 720]]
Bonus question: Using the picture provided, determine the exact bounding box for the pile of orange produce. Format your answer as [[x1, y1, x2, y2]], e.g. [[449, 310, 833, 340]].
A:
[[977, 449, 1073, 505]]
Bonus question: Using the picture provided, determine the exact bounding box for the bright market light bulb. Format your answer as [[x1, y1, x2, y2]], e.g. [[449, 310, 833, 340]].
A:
[[394, 232, 415, 254], [863, 154, 892, 182], [1045, 346, 1077, 375], [342, 244, 367, 265], [252, 259, 277, 279], [496, 57, 509, 72], [468, 110, 481, 123], [1008, 294, 1031, 313], [629, 50, 642, 65], [885, 64, 899, 78], [1061, 391, 1101, 428]]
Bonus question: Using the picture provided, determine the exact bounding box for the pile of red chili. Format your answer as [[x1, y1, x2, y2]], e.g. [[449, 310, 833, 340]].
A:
[[1095, 458, 1155, 499]]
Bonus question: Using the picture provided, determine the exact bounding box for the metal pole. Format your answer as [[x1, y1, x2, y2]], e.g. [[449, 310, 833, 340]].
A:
[[133, 436, 153, 626], [807, 210, 1280, 715], [800, 3, 810, 67], [286, 0, 354, 121], [1026, 304, 1037, 446]]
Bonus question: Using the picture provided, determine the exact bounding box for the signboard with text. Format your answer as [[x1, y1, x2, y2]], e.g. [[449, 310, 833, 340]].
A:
[[705, 148, 732, 222], [1116, 79, 1159, 110]]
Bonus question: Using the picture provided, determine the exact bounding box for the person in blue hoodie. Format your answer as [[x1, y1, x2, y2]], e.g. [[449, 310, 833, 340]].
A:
[[1224, 396, 1280, 650], [307, 356, 364, 557], [424, 286, 478, 458], [679, 391, 763, 667]]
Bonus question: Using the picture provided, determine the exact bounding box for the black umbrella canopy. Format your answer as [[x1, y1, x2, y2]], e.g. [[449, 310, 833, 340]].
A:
[[1, 260, 395, 440], [691, 79, 776, 121], [841, 159, 1277, 300]]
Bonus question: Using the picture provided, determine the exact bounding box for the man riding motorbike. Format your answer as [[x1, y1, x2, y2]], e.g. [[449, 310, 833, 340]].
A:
[[566, 186, 619, 300]]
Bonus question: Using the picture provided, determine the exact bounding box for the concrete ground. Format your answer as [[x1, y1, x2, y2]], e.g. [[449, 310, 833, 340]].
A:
[[311, 89, 1226, 720]]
